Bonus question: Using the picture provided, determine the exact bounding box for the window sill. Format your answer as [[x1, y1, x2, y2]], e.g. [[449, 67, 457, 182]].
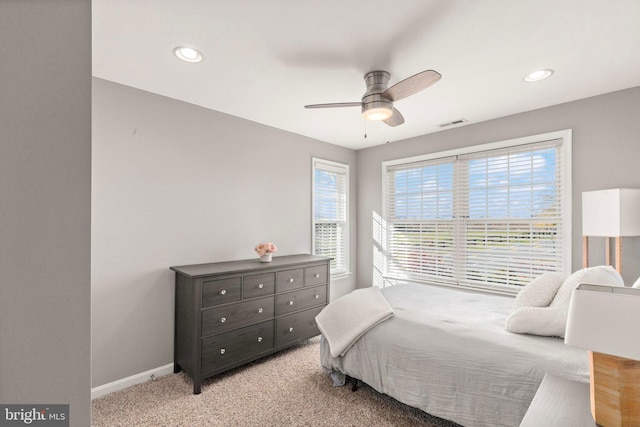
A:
[[382, 275, 519, 297], [330, 272, 352, 281]]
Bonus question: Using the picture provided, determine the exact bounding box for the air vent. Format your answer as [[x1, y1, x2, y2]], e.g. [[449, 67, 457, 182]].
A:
[[439, 118, 467, 128]]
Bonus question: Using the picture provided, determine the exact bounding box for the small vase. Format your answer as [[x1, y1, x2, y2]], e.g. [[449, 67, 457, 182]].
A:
[[260, 253, 272, 263]]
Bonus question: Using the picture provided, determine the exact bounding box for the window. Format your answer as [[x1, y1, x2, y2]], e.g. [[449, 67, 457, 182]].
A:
[[383, 130, 571, 293], [313, 158, 349, 277]]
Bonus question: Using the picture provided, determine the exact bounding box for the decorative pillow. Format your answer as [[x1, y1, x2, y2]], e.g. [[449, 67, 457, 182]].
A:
[[550, 265, 623, 308], [506, 265, 624, 337], [511, 272, 564, 310], [633, 276, 640, 288], [505, 305, 569, 337]]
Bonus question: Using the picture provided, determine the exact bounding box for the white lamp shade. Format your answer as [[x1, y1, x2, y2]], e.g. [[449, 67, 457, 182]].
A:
[[582, 188, 640, 236], [565, 284, 640, 360]]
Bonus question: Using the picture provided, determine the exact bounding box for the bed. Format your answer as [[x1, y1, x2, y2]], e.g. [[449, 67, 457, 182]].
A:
[[318, 283, 590, 427]]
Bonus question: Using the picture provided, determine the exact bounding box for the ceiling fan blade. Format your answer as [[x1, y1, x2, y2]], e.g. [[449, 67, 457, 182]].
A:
[[304, 102, 361, 109], [383, 107, 405, 127], [382, 70, 441, 102]]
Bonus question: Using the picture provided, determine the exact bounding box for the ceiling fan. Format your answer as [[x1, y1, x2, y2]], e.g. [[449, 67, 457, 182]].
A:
[[304, 69, 441, 127]]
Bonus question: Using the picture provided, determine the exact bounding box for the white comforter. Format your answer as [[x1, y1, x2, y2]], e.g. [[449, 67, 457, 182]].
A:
[[320, 283, 589, 427]]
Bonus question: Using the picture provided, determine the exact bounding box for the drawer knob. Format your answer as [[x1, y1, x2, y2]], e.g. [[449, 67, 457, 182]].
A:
[[288, 278, 294, 283], [315, 294, 319, 299], [257, 283, 264, 289], [314, 273, 320, 278], [220, 348, 226, 355], [257, 336, 263, 343], [220, 289, 227, 295], [258, 308, 263, 314], [220, 317, 227, 323], [289, 327, 294, 332], [288, 301, 294, 306]]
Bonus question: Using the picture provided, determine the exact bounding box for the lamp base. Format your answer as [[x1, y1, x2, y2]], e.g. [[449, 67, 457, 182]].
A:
[[590, 351, 640, 427]]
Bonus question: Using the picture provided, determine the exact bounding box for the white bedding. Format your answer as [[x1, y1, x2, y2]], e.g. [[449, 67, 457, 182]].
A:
[[319, 283, 590, 427], [315, 287, 394, 357]]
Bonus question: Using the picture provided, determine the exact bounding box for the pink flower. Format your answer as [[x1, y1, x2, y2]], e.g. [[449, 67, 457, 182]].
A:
[[254, 242, 277, 256]]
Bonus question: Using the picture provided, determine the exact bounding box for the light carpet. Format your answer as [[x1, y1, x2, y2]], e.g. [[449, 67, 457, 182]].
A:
[[92, 337, 460, 426]]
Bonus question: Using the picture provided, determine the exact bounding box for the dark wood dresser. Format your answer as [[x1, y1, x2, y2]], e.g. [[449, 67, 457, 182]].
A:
[[171, 254, 331, 394]]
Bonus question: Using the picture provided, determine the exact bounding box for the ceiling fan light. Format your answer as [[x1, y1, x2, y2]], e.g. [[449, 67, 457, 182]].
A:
[[363, 107, 393, 121], [362, 94, 393, 121]]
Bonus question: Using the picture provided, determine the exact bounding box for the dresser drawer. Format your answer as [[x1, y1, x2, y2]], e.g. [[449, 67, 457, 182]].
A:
[[202, 277, 242, 308], [276, 306, 323, 347], [202, 321, 274, 374], [305, 265, 328, 287], [276, 268, 304, 292], [275, 285, 327, 316], [202, 296, 274, 337], [243, 272, 275, 299]]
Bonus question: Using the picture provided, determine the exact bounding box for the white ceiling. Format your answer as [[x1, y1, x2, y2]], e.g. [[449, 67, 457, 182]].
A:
[[93, 0, 640, 150]]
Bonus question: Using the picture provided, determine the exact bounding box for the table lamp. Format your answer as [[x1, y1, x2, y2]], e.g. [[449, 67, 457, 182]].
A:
[[582, 188, 640, 273], [565, 284, 640, 427]]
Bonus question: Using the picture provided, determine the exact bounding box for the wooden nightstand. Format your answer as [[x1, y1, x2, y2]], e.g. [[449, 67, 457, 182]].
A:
[[520, 374, 597, 426]]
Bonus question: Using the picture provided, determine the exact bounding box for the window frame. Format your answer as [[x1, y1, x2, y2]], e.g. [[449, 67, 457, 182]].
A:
[[382, 130, 572, 294], [312, 157, 350, 279]]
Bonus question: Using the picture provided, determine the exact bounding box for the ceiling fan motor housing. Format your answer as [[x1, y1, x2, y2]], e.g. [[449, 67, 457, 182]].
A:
[[363, 70, 391, 93], [362, 70, 393, 119]]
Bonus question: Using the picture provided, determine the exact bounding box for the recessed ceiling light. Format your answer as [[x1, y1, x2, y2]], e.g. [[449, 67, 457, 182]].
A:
[[173, 46, 203, 63], [524, 69, 554, 82]]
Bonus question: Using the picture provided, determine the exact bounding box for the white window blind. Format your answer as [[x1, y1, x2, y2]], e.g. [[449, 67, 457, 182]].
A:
[[385, 135, 568, 291], [386, 157, 457, 286], [313, 158, 348, 276], [459, 140, 564, 288]]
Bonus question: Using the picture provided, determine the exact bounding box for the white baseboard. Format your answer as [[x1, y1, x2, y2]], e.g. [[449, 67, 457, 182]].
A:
[[91, 363, 175, 400]]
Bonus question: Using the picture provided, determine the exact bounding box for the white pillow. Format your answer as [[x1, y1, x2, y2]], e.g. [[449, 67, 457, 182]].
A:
[[633, 276, 640, 288], [505, 305, 568, 337], [551, 265, 623, 308], [512, 272, 564, 310], [506, 265, 624, 337]]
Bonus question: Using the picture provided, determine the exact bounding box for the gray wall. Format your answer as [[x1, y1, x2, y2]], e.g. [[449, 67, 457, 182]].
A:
[[0, 1, 91, 426], [357, 87, 640, 289], [93, 80, 640, 388], [92, 78, 358, 387]]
